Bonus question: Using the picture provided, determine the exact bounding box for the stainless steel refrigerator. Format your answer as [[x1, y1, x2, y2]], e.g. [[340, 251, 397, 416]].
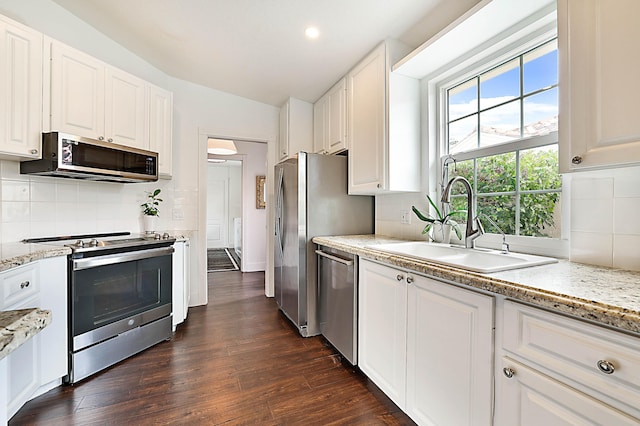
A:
[[274, 152, 374, 337]]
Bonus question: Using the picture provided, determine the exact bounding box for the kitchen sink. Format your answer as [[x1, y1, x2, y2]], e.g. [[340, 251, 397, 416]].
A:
[[368, 242, 558, 273]]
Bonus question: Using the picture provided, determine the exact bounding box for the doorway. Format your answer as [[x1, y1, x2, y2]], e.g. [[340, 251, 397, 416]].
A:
[[207, 159, 242, 270]]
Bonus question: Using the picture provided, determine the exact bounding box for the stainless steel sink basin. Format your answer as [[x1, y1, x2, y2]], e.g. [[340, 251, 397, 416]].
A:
[[368, 242, 558, 273]]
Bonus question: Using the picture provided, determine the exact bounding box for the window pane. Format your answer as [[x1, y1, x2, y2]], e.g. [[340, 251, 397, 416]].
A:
[[476, 153, 516, 193], [520, 193, 561, 237], [524, 87, 558, 136], [448, 79, 477, 121], [520, 146, 561, 191], [523, 40, 558, 94], [448, 115, 477, 154], [480, 58, 520, 109], [477, 195, 516, 235], [446, 159, 474, 196], [479, 100, 520, 147]]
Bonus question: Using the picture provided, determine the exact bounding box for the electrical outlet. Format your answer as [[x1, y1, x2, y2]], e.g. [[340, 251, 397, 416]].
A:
[[400, 209, 411, 224]]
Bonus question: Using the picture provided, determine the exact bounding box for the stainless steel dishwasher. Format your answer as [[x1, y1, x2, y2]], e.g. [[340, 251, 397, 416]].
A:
[[316, 246, 358, 365]]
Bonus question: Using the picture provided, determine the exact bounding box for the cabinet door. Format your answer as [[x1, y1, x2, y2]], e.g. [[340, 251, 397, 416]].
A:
[[0, 19, 42, 159], [149, 84, 173, 176], [313, 95, 327, 154], [105, 68, 147, 149], [559, 0, 640, 171], [406, 276, 494, 425], [327, 78, 347, 154], [348, 44, 385, 194], [278, 101, 289, 161], [7, 333, 39, 420], [358, 259, 407, 409], [50, 42, 105, 139], [37, 257, 67, 386], [497, 358, 640, 426]]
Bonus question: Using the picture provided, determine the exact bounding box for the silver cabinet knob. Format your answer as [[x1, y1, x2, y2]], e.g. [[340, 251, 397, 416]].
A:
[[396, 274, 404, 281], [597, 360, 615, 375], [30, 149, 38, 155], [406, 276, 414, 284], [98, 136, 104, 141], [503, 367, 515, 378], [107, 138, 113, 142], [571, 155, 583, 164], [20, 280, 30, 289]]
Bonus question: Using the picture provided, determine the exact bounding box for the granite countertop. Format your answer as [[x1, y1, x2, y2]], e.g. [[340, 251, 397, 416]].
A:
[[0, 242, 71, 273], [313, 235, 640, 336], [0, 308, 51, 360]]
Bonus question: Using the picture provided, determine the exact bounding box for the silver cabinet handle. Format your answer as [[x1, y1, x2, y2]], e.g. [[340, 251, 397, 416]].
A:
[[315, 250, 353, 266], [572, 155, 583, 164], [30, 149, 38, 155], [396, 274, 404, 281], [20, 280, 30, 289], [108, 138, 113, 142], [406, 276, 414, 284], [597, 360, 615, 375], [503, 367, 515, 378], [98, 136, 104, 141]]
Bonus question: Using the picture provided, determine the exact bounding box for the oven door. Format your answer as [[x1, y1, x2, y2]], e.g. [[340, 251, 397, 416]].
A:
[[70, 246, 173, 351]]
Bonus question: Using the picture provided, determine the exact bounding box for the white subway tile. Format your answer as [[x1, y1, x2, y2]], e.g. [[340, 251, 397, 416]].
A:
[[570, 231, 613, 267], [571, 177, 613, 200], [613, 234, 640, 271], [1, 180, 30, 201], [614, 197, 640, 235], [1, 201, 29, 223], [570, 198, 612, 233], [30, 181, 56, 202]]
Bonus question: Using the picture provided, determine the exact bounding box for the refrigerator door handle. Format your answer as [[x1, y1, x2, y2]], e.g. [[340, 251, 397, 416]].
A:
[[275, 167, 285, 254]]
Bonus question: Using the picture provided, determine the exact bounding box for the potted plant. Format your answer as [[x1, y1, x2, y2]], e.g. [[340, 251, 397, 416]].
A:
[[141, 189, 163, 233], [412, 194, 466, 243]]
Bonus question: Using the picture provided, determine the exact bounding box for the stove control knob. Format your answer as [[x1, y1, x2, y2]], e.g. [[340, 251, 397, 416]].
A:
[[89, 239, 99, 247], [75, 240, 84, 247], [154, 233, 161, 240], [162, 233, 170, 240]]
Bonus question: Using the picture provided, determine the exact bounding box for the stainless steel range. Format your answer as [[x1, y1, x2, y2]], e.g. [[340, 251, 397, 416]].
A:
[[24, 232, 175, 383]]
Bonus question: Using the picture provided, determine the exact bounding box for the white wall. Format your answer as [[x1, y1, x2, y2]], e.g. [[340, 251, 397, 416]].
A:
[[0, 0, 279, 306]]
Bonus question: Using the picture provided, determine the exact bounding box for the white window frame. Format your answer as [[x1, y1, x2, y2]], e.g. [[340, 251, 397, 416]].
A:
[[427, 16, 569, 258]]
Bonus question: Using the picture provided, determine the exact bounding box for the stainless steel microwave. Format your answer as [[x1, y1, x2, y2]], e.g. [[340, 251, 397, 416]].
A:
[[20, 132, 158, 182]]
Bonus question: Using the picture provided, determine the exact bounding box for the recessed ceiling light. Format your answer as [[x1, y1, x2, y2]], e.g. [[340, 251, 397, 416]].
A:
[[305, 26, 319, 39]]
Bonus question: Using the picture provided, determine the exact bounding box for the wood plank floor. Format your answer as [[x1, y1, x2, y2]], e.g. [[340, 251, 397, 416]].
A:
[[10, 271, 415, 425]]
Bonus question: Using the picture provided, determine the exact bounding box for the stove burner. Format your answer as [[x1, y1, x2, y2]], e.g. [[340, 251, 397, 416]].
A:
[[23, 232, 176, 253]]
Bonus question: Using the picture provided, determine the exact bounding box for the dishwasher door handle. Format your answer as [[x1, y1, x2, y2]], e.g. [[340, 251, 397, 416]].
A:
[[315, 249, 354, 266]]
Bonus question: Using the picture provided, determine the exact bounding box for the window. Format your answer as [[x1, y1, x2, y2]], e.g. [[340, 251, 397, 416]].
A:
[[441, 39, 561, 239]]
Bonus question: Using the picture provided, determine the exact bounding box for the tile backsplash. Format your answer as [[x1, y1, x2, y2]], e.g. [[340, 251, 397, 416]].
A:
[[569, 166, 640, 271], [0, 160, 194, 243]]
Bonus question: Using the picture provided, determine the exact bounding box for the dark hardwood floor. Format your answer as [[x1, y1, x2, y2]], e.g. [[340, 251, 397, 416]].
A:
[[10, 271, 415, 425]]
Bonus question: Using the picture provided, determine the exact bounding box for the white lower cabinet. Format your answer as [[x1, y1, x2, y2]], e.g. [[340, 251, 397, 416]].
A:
[[496, 300, 640, 424], [358, 259, 494, 425], [1, 257, 67, 423], [172, 239, 191, 329]]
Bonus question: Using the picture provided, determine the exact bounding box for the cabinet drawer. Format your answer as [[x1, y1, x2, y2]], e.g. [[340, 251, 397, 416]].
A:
[[502, 300, 640, 417], [1, 263, 38, 309]]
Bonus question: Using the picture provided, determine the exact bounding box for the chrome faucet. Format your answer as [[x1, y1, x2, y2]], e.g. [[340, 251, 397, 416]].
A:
[[441, 176, 484, 249]]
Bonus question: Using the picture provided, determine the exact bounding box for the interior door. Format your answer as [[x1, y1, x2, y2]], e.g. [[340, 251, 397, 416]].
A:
[[206, 166, 228, 249]]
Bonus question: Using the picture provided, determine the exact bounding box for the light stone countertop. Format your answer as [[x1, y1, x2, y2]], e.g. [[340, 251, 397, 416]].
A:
[[0, 242, 71, 273], [0, 308, 51, 360], [313, 235, 640, 336]]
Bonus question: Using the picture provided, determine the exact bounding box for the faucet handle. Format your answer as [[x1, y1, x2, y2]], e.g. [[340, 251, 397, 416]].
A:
[[501, 241, 510, 254]]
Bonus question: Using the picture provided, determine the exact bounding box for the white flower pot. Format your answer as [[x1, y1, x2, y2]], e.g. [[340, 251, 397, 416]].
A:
[[142, 215, 158, 234], [431, 223, 452, 244]]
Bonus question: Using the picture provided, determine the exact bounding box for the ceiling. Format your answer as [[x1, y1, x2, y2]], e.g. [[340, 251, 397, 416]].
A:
[[50, 0, 465, 106]]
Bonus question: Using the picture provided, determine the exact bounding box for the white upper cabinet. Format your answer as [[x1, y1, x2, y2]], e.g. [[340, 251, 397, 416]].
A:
[[313, 78, 347, 155], [278, 97, 312, 162], [347, 41, 420, 195], [0, 16, 43, 160], [559, 0, 640, 172], [50, 41, 106, 140], [51, 41, 147, 148], [104, 68, 148, 149], [149, 84, 173, 177]]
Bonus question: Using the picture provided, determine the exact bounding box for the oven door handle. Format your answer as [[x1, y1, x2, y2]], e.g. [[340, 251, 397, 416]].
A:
[[72, 247, 175, 271]]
